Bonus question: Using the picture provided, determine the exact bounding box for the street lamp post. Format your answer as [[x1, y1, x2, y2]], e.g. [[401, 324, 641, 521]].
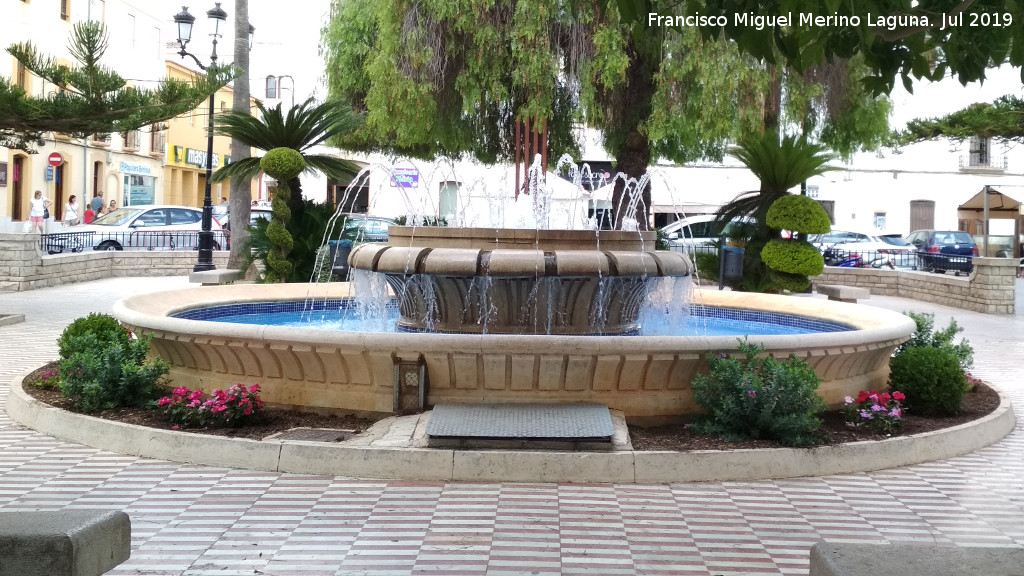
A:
[[173, 3, 253, 272]]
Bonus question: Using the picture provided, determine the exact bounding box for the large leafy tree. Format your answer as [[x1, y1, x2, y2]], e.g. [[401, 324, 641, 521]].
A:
[[322, 0, 890, 229], [210, 98, 363, 220], [2, 21, 233, 152], [614, 0, 1024, 93], [899, 95, 1024, 144]]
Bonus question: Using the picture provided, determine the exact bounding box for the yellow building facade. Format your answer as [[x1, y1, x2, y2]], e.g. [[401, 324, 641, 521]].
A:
[[163, 61, 257, 209]]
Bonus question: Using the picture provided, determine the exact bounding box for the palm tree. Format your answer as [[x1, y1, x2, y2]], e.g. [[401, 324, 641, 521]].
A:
[[716, 131, 837, 233], [212, 98, 363, 219]]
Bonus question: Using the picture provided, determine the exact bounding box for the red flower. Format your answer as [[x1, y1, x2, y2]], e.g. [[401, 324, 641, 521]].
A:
[[891, 391, 905, 401], [856, 391, 871, 403], [879, 393, 892, 405]]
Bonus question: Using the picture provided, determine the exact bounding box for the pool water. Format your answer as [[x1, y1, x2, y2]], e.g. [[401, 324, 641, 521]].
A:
[[178, 301, 853, 337]]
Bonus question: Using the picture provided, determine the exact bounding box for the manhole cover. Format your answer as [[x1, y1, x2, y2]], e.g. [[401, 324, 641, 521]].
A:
[[265, 428, 357, 442]]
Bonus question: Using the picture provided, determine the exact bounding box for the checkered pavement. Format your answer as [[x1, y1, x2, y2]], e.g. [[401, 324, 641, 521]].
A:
[[1, 278, 1021, 575]]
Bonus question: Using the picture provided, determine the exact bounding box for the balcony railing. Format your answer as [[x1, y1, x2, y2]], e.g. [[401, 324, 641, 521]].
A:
[[40, 230, 230, 254], [959, 153, 1007, 171]]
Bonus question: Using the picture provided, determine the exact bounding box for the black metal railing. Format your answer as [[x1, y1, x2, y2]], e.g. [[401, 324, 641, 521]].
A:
[[41, 230, 230, 254]]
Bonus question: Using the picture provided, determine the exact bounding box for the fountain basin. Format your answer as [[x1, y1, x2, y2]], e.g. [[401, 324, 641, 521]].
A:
[[349, 227, 692, 335], [114, 284, 916, 423]]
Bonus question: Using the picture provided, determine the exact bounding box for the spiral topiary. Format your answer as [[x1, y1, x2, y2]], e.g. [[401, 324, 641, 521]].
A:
[[766, 194, 832, 234], [261, 148, 306, 282], [768, 269, 811, 293], [761, 239, 824, 276]]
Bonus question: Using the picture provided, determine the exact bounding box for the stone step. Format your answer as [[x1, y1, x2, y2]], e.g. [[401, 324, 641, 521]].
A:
[[426, 403, 615, 450]]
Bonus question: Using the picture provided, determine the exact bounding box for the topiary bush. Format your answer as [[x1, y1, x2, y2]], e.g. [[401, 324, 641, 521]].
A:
[[690, 340, 826, 447], [57, 313, 132, 360], [261, 148, 307, 283], [889, 346, 969, 415], [768, 269, 810, 293], [766, 194, 832, 234], [761, 239, 824, 276], [58, 333, 169, 412]]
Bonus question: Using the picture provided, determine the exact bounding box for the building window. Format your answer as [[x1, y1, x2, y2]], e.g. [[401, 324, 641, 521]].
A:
[[970, 137, 990, 166], [60, 0, 70, 21], [90, 133, 111, 146], [266, 75, 278, 99], [123, 130, 140, 150], [149, 126, 165, 156]]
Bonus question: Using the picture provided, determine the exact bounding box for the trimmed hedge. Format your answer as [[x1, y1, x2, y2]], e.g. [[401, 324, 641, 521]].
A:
[[768, 268, 811, 293], [766, 194, 831, 234], [889, 346, 969, 415], [260, 147, 306, 180], [761, 239, 824, 276]]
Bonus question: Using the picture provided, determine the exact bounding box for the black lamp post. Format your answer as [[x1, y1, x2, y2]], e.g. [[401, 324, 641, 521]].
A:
[[173, 3, 253, 272]]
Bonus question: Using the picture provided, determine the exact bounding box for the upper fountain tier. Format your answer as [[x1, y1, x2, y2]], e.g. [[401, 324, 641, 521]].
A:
[[349, 226, 692, 335]]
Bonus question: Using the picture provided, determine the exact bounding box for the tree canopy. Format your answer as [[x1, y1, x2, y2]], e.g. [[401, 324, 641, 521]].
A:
[[1, 21, 234, 153], [613, 0, 1024, 94], [322, 1, 891, 227], [899, 95, 1024, 144]]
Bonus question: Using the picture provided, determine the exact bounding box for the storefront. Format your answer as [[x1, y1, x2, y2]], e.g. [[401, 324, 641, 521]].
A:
[[163, 143, 231, 207], [119, 161, 156, 206]]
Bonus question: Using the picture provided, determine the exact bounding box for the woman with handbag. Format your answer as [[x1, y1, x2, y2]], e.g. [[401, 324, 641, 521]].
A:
[[30, 190, 52, 233], [64, 195, 80, 227]]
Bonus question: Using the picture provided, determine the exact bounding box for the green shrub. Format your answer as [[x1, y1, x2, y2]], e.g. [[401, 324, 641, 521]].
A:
[[889, 346, 968, 415], [760, 239, 824, 276], [768, 269, 810, 293], [58, 333, 169, 412], [894, 312, 974, 371], [242, 200, 352, 283], [57, 313, 131, 360], [691, 340, 826, 446], [260, 147, 306, 180], [765, 194, 832, 234]]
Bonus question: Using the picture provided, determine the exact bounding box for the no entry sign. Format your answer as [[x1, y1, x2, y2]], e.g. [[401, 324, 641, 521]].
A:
[[48, 152, 64, 167]]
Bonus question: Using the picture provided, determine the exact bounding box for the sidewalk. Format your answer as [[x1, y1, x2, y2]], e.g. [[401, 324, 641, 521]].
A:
[[1, 277, 1022, 575]]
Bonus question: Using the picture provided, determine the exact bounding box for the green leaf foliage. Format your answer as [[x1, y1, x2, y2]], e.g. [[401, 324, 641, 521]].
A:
[[899, 95, 1024, 146], [57, 313, 131, 360], [766, 195, 832, 234], [260, 148, 307, 181], [761, 239, 824, 276], [889, 346, 969, 416], [894, 312, 974, 372], [691, 340, 826, 447], [58, 333, 169, 413], [2, 21, 235, 152], [243, 200, 354, 283], [767, 269, 811, 293]]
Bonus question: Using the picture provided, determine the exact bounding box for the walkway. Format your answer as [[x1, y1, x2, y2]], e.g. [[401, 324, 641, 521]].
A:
[[1, 277, 1022, 576]]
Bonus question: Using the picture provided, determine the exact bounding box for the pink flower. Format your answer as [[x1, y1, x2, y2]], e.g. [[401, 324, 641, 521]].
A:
[[158, 397, 172, 406], [171, 425, 180, 430], [889, 409, 902, 418], [891, 391, 905, 401], [243, 407, 252, 416], [870, 404, 886, 412], [747, 390, 757, 398], [844, 396, 854, 404]]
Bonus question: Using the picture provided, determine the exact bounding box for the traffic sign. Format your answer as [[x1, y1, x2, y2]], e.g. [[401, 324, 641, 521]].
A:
[[47, 152, 64, 167]]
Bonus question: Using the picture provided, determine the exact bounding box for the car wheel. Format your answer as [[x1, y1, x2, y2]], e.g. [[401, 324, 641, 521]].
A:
[[97, 240, 122, 251]]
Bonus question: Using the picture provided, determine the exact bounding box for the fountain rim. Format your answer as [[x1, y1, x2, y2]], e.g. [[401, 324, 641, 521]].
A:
[[113, 283, 916, 353]]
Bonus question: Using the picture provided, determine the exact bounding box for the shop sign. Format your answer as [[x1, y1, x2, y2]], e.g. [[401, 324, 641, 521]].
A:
[[46, 166, 54, 181], [390, 167, 419, 188], [119, 161, 153, 175]]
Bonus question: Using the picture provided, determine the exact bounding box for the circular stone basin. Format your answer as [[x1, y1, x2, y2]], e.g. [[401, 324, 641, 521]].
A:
[[114, 284, 916, 423], [349, 227, 692, 335]]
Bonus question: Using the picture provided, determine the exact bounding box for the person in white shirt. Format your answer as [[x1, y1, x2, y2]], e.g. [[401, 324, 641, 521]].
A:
[[64, 195, 79, 226], [29, 190, 52, 233]]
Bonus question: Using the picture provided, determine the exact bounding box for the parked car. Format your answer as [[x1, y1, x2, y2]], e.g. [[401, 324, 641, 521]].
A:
[[64, 205, 227, 251], [344, 215, 396, 243], [660, 214, 752, 251], [214, 206, 273, 230], [906, 229, 978, 274], [808, 230, 917, 267]]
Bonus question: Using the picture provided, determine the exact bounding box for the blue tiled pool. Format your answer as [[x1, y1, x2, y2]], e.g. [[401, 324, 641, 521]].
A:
[[174, 300, 853, 336]]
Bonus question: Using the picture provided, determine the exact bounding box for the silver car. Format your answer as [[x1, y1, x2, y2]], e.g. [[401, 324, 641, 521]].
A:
[[64, 205, 227, 251]]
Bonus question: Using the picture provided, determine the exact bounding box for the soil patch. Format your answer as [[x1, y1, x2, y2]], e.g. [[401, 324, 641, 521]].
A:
[[19, 362, 1001, 449]]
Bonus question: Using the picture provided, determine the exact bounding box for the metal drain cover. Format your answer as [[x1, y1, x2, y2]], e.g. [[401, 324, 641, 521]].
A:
[[427, 403, 614, 440], [264, 428, 357, 442]]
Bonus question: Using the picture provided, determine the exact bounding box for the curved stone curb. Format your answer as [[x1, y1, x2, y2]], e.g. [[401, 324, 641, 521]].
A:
[[6, 371, 1017, 483]]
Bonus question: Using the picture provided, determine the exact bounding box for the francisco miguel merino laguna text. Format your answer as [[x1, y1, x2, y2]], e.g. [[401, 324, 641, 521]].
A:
[[647, 11, 1013, 31]]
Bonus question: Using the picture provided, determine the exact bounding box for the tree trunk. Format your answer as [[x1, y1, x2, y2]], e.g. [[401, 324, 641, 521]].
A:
[[611, 36, 657, 231], [227, 0, 252, 269], [762, 63, 781, 132]]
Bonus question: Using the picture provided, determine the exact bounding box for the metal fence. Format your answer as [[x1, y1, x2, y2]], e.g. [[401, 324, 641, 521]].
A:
[[40, 230, 230, 254], [668, 243, 983, 273]]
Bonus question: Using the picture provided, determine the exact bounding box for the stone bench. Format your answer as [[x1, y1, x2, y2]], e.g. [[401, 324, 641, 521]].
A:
[[810, 542, 1024, 576], [189, 268, 243, 286], [815, 284, 871, 303], [0, 510, 131, 576]]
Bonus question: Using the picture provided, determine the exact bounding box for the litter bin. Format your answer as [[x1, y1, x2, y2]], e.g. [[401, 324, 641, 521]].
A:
[[719, 245, 744, 289], [327, 239, 353, 279]]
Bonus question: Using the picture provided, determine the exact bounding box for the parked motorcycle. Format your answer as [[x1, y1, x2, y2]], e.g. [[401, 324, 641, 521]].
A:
[[823, 245, 862, 267], [866, 253, 896, 269]]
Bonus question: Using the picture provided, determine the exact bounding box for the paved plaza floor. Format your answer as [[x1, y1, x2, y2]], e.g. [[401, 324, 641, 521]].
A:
[[1, 276, 1022, 575]]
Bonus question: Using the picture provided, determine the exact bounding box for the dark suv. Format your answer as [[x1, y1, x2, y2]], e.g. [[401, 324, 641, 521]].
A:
[[906, 229, 978, 274]]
